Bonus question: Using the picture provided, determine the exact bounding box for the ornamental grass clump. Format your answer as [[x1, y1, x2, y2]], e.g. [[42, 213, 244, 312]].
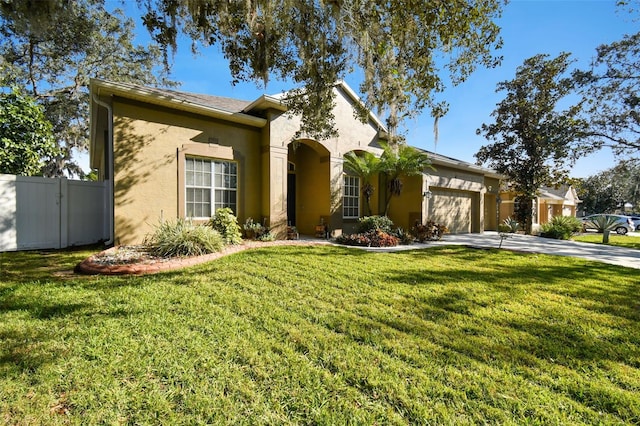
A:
[[145, 219, 224, 257]]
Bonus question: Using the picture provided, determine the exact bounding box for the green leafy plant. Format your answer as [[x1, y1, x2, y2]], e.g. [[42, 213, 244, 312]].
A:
[[356, 215, 395, 234], [144, 219, 223, 257], [540, 216, 583, 240], [242, 218, 266, 239], [209, 208, 242, 245], [257, 231, 276, 241], [0, 89, 58, 176]]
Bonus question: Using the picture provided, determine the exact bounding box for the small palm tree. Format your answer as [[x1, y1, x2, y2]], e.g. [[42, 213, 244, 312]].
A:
[[343, 151, 381, 216], [379, 141, 433, 216]]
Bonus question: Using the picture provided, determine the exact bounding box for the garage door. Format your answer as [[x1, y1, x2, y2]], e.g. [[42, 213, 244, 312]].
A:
[[428, 189, 472, 234]]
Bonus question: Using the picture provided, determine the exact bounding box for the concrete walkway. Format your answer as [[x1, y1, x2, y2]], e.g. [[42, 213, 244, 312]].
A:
[[350, 231, 640, 270]]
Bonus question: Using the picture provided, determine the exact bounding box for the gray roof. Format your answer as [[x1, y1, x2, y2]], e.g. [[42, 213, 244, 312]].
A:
[[419, 148, 503, 178], [143, 86, 253, 113]]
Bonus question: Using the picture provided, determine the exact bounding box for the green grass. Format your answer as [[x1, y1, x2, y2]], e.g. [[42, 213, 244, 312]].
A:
[[1, 245, 639, 424], [572, 233, 640, 249]]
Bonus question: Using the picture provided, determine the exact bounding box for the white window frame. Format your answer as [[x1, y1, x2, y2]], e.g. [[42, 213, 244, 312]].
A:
[[185, 157, 237, 219], [343, 175, 360, 219]]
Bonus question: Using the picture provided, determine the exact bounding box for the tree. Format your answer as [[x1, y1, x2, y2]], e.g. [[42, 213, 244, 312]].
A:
[[0, 0, 174, 178], [475, 53, 590, 234], [379, 142, 433, 216], [140, 0, 504, 142], [573, 31, 640, 158], [575, 161, 640, 214], [343, 151, 381, 216], [0, 89, 57, 176]]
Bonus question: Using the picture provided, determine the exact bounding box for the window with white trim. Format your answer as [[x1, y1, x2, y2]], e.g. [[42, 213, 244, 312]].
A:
[[186, 157, 237, 218], [343, 175, 360, 219]]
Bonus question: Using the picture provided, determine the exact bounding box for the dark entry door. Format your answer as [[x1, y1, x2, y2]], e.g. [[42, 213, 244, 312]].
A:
[[287, 173, 296, 226]]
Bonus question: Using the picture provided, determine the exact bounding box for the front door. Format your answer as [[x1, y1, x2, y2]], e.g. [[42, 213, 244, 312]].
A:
[[287, 173, 296, 226]]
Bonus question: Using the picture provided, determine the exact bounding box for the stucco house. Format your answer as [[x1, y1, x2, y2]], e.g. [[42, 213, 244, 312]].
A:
[[89, 79, 502, 245], [498, 185, 582, 228]]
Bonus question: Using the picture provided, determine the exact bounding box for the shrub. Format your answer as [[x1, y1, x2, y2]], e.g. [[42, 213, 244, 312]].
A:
[[336, 229, 399, 247], [411, 220, 448, 242], [243, 217, 268, 240], [391, 227, 414, 245], [540, 216, 584, 240], [144, 219, 223, 257], [209, 208, 242, 245], [257, 231, 276, 241], [356, 215, 394, 234]]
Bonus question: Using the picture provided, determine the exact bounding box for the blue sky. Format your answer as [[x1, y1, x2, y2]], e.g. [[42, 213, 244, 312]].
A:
[[109, 0, 636, 178]]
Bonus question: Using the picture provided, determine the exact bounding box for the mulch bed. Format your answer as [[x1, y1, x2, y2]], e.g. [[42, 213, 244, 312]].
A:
[[75, 240, 330, 276]]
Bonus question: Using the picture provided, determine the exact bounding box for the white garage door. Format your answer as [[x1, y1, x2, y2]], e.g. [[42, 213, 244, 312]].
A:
[[428, 190, 472, 234]]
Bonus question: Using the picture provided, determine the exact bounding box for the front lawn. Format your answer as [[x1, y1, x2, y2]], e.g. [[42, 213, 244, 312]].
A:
[[572, 232, 640, 249], [1, 245, 639, 424]]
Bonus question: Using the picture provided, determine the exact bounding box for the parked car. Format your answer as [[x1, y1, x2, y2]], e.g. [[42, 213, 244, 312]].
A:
[[581, 214, 635, 235], [628, 216, 640, 231]]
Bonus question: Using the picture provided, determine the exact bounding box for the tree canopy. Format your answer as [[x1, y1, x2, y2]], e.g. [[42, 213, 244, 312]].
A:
[[575, 161, 640, 214], [475, 53, 590, 233], [141, 0, 504, 141], [574, 31, 640, 159], [0, 89, 57, 176], [379, 141, 433, 216], [0, 0, 173, 177]]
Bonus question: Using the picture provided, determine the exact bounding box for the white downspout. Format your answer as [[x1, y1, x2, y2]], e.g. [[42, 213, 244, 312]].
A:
[[92, 93, 115, 246]]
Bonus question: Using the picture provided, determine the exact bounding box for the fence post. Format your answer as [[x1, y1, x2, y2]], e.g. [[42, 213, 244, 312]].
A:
[[59, 177, 68, 249]]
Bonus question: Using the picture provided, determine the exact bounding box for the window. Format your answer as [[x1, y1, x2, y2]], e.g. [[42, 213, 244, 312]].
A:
[[185, 157, 237, 218], [343, 175, 360, 219]]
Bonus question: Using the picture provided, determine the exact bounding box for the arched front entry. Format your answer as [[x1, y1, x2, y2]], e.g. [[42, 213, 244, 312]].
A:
[[287, 140, 332, 235]]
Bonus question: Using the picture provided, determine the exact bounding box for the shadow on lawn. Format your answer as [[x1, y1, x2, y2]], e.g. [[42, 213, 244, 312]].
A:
[[384, 248, 639, 370]]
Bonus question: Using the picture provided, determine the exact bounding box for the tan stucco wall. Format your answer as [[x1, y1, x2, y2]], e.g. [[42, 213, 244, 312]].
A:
[[111, 98, 262, 245], [265, 85, 384, 236], [420, 164, 489, 233], [291, 143, 331, 235], [387, 175, 423, 230]]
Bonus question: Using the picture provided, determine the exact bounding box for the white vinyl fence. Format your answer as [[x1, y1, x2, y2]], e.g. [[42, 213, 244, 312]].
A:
[[0, 174, 109, 251]]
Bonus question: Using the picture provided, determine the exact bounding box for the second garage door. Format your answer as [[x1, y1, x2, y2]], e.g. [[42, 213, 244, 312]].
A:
[[428, 189, 472, 234]]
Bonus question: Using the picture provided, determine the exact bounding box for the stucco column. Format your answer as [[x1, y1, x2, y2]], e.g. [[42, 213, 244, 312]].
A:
[[265, 145, 288, 237], [478, 186, 486, 233], [329, 156, 344, 237], [421, 173, 431, 225]]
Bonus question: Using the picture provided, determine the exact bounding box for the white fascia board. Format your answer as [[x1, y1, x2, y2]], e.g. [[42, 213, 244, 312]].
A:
[[243, 95, 288, 112]]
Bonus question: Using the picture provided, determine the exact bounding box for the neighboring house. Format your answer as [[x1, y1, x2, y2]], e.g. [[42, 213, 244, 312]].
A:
[[89, 79, 502, 245], [498, 185, 582, 227]]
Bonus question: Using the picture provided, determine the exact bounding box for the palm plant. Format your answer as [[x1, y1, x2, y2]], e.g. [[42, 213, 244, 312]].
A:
[[343, 151, 381, 216], [379, 141, 433, 216], [586, 215, 621, 243]]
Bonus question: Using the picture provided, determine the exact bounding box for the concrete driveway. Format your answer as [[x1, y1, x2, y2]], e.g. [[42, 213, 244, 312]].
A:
[[431, 231, 640, 269], [349, 231, 640, 269]]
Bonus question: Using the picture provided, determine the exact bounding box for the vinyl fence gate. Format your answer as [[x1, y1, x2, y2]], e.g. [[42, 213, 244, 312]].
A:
[[0, 174, 110, 251]]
